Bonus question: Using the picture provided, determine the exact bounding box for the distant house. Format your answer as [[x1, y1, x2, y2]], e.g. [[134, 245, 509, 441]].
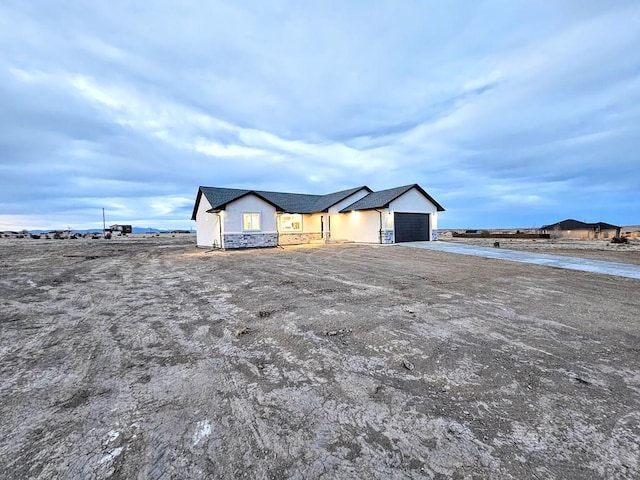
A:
[[109, 224, 132, 235], [540, 219, 620, 240], [191, 184, 445, 249]]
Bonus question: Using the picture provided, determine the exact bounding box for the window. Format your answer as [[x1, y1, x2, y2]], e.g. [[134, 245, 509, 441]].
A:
[[279, 214, 302, 232], [243, 213, 261, 231]]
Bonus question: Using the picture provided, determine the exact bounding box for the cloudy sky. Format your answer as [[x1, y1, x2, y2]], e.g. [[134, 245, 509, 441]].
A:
[[1, 1, 639, 230]]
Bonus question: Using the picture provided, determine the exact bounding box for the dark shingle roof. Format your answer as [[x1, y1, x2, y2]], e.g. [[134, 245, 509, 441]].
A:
[[191, 187, 284, 220], [340, 184, 445, 212], [257, 185, 371, 213], [592, 221, 620, 230], [192, 187, 242, 220], [312, 186, 373, 212], [199, 187, 247, 209], [540, 219, 620, 230], [191, 185, 371, 219], [540, 219, 590, 230], [256, 191, 320, 213]]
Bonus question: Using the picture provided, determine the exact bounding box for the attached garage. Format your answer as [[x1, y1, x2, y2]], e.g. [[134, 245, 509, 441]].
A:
[[340, 184, 444, 243], [394, 213, 430, 243]]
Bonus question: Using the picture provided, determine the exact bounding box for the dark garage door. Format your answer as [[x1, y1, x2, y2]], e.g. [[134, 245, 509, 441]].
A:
[[394, 213, 429, 242]]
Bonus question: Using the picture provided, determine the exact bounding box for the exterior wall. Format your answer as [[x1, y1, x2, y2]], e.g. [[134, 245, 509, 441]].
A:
[[195, 195, 222, 248], [389, 188, 439, 242], [549, 228, 619, 240], [276, 213, 323, 245], [327, 189, 370, 214], [327, 189, 377, 243], [330, 210, 381, 243], [222, 194, 278, 249], [621, 228, 640, 240], [301, 213, 322, 233], [389, 188, 439, 213], [223, 194, 277, 233], [598, 229, 618, 240]]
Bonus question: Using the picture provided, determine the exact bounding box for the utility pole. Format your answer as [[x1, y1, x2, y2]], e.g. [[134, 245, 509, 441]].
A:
[[102, 208, 106, 237]]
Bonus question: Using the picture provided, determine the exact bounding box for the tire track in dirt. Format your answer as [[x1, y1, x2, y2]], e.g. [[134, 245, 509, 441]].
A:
[[1, 251, 126, 478]]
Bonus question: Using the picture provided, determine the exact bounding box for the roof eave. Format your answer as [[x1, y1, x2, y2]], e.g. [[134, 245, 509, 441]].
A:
[[217, 190, 286, 211], [190, 188, 203, 221], [315, 185, 373, 212], [339, 184, 445, 213], [340, 203, 389, 213]]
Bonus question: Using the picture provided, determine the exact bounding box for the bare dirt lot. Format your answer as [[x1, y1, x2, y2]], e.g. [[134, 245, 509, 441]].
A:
[[1, 236, 639, 479]]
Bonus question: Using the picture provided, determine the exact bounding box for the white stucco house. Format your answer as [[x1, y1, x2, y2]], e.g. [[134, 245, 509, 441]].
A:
[[191, 184, 445, 249]]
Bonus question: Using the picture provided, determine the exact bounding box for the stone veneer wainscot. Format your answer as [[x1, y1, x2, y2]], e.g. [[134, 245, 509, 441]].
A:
[[278, 232, 323, 245], [223, 233, 278, 249], [381, 230, 394, 244]]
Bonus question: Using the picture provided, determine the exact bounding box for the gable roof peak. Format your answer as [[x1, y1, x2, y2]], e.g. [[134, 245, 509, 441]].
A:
[[340, 184, 445, 212]]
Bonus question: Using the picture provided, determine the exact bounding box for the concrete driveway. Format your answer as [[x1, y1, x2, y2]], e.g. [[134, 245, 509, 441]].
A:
[[400, 241, 640, 280]]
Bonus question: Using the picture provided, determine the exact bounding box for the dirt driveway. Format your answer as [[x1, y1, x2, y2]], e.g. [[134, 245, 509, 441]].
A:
[[1, 236, 639, 479]]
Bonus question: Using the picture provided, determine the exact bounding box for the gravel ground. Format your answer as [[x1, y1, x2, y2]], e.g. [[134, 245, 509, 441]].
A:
[[1, 236, 639, 479]]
